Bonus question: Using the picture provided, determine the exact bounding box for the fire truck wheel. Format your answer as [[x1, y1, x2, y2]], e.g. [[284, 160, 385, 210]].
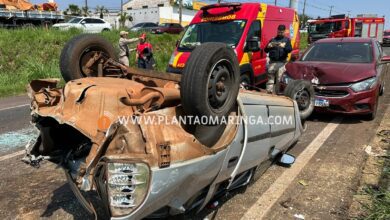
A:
[[60, 34, 116, 82], [284, 80, 315, 120], [240, 74, 251, 89], [181, 43, 240, 119]]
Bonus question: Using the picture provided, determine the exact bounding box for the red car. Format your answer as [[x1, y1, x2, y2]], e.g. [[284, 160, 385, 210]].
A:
[[280, 38, 389, 119], [383, 30, 390, 46], [151, 23, 184, 34]]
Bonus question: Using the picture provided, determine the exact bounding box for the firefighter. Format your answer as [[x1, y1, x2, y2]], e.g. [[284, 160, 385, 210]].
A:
[[136, 33, 154, 69], [264, 24, 292, 94], [118, 31, 139, 66]]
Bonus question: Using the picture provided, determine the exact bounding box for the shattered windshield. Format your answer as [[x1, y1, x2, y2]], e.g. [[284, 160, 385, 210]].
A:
[[302, 42, 373, 63], [179, 20, 246, 50]]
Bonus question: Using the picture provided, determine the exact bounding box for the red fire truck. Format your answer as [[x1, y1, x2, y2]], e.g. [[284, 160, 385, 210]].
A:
[[308, 14, 385, 44], [167, 3, 300, 86]]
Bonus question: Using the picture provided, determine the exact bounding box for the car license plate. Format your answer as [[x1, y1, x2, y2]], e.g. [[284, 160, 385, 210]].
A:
[[315, 98, 329, 107]]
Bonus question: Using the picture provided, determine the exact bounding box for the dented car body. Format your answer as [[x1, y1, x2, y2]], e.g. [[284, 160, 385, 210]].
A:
[[24, 35, 304, 219]]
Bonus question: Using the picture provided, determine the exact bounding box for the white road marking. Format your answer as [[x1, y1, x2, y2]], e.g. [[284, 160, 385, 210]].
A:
[[242, 117, 343, 220], [0, 104, 30, 112], [0, 150, 25, 162]]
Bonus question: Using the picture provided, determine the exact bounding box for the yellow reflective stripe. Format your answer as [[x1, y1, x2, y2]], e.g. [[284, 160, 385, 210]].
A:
[[288, 12, 300, 61], [240, 52, 251, 65], [173, 52, 183, 68], [258, 3, 268, 28]]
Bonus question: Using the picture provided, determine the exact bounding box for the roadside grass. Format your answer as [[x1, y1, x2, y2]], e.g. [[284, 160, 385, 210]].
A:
[[0, 28, 180, 97], [300, 32, 308, 50], [362, 155, 390, 220]]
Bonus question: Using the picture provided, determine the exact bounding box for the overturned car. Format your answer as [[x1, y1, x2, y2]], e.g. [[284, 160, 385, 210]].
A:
[[24, 34, 304, 219]]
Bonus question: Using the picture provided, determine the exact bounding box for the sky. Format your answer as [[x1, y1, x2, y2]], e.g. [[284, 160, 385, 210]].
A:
[[32, 0, 390, 28]]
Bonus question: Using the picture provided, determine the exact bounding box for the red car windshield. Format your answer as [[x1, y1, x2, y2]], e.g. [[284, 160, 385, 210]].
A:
[[302, 42, 373, 63], [178, 20, 246, 50]]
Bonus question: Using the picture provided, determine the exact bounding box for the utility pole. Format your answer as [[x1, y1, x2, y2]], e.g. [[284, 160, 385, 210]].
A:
[[121, 0, 123, 14], [289, 0, 298, 11], [274, 0, 277, 6], [179, 0, 183, 25], [85, 0, 88, 10], [329, 5, 334, 16], [301, 0, 307, 29]]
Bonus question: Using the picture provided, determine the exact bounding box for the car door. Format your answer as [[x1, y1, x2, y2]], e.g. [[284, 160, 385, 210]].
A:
[[145, 23, 157, 32], [93, 19, 106, 32], [247, 20, 266, 83], [82, 18, 95, 33], [375, 41, 385, 88], [174, 24, 183, 34]]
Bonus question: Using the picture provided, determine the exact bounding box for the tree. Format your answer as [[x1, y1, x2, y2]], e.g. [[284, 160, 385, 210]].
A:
[[118, 12, 130, 28], [96, 5, 109, 19], [299, 14, 312, 29], [81, 6, 90, 17], [64, 4, 81, 16]]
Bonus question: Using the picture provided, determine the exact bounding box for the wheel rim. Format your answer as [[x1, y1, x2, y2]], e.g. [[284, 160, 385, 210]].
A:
[[294, 88, 310, 111], [79, 46, 109, 77], [207, 59, 235, 112]]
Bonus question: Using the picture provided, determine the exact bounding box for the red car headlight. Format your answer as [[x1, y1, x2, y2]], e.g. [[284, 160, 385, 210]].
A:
[[350, 77, 378, 92]]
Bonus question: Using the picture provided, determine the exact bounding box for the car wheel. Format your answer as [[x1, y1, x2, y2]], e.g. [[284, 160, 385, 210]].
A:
[[380, 81, 385, 96], [240, 73, 251, 89], [180, 43, 240, 119], [367, 94, 379, 120], [102, 28, 110, 32], [60, 34, 116, 82], [284, 80, 315, 120]]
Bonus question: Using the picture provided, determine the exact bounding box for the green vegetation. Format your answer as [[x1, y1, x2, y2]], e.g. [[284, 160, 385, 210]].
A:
[[300, 32, 308, 50], [0, 28, 309, 97], [0, 28, 180, 97], [362, 156, 390, 220]]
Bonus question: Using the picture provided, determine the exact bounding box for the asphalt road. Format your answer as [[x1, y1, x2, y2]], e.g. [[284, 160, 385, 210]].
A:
[[0, 47, 389, 220]]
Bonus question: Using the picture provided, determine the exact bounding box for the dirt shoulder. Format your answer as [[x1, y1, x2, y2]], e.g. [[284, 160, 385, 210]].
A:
[[348, 105, 390, 219]]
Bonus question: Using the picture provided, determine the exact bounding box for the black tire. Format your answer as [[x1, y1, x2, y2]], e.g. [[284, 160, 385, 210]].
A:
[[180, 43, 240, 119], [240, 73, 251, 88], [367, 94, 379, 120], [284, 80, 315, 120], [380, 81, 385, 96], [60, 34, 116, 82], [102, 28, 110, 32]]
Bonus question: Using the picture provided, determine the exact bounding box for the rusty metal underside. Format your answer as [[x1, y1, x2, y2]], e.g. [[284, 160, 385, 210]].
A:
[[27, 67, 239, 187]]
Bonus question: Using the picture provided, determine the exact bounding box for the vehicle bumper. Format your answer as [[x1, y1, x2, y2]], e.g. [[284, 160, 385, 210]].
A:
[[99, 151, 227, 220], [314, 86, 379, 115], [166, 65, 183, 74], [383, 38, 390, 44]]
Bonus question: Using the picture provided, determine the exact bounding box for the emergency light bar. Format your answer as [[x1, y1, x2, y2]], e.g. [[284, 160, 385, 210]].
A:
[[200, 2, 242, 12]]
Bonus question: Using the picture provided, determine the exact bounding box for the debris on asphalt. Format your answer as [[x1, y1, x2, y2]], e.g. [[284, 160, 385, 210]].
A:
[[298, 180, 309, 186], [364, 145, 387, 157], [280, 198, 293, 209], [377, 129, 390, 144], [294, 213, 305, 219]]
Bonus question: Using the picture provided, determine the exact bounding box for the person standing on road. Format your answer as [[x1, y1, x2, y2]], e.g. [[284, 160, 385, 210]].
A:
[[136, 33, 154, 69], [264, 24, 292, 94], [119, 31, 139, 66]]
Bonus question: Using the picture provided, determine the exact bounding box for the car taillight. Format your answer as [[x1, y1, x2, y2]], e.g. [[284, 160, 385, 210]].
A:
[[107, 162, 150, 216]]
